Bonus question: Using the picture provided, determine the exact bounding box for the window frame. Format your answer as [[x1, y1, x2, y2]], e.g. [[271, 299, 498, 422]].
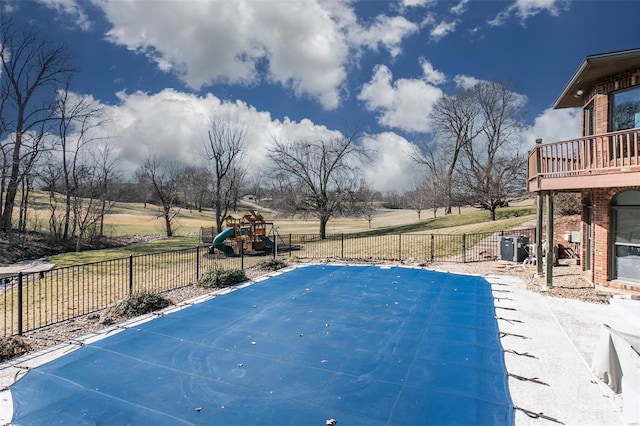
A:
[[609, 85, 640, 132]]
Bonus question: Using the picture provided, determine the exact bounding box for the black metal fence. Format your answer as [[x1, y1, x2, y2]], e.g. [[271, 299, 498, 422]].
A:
[[277, 228, 534, 262], [1, 228, 534, 337]]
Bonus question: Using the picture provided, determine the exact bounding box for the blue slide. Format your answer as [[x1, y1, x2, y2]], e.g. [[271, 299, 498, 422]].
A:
[[213, 227, 235, 256], [258, 235, 274, 250]]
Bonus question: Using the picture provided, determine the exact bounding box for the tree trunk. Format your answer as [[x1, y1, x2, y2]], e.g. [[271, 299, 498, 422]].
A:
[[1, 131, 22, 234], [64, 192, 71, 240], [18, 177, 29, 233], [319, 217, 328, 240], [215, 203, 223, 235], [99, 199, 106, 237], [164, 207, 173, 237]]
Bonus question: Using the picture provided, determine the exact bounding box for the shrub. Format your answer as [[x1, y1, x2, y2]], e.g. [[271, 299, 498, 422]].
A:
[[199, 269, 246, 289], [0, 336, 31, 361], [256, 258, 287, 271], [109, 292, 171, 318]]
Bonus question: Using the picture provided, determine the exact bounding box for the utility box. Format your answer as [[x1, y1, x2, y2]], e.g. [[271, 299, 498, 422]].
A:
[[500, 235, 529, 262]]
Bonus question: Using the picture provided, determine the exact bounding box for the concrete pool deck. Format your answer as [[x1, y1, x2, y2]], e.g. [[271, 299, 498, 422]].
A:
[[483, 272, 636, 425], [1, 264, 637, 425]]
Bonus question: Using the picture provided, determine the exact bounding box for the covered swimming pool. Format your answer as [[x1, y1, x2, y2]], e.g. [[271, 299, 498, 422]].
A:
[[7, 264, 513, 425]]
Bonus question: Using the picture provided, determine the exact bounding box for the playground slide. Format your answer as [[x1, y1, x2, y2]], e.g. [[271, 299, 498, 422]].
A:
[[258, 235, 274, 250], [213, 227, 236, 256]]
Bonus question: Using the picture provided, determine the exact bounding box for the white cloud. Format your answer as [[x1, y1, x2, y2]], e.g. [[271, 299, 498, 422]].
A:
[[420, 12, 436, 27], [454, 74, 480, 89], [94, 0, 421, 110], [98, 0, 348, 110], [513, 0, 568, 19], [450, 0, 470, 16], [358, 64, 444, 133], [419, 58, 446, 85], [489, 0, 570, 26], [520, 107, 581, 149], [93, 89, 337, 178], [360, 132, 418, 192], [36, 0, 92, 30], [49, 87, 421, 192], [349, 15, 419, 58], [401, 0, 433, 7], [430, 20, 457, 40]]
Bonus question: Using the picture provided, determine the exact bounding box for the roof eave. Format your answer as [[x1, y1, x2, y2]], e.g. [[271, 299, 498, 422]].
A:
[[553, 48, 640, 110]]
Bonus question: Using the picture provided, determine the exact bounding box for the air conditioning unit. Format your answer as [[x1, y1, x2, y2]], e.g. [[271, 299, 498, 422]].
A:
[[499, 236, 530, 262]]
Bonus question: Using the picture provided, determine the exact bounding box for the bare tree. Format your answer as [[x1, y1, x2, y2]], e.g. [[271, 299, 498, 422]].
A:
[[203, 118, 246, 233], [70, 164, 102, 251], [381, 191, 404, 209], [0, 16, 75, 234], [414, 88, 483, 214], [268, 132, 364, 239], [405, 178, 435, 220], [348, 181, 379, 229], [458, 81, 527, 220], [554, 192, 581, 216], [136, 156, 183, 237], [92, 143, 120, 238], [52, 85, 105, 240], [181, 166, 211, 212], [39, 152, 65, 240], [16, 128, 45, 233]]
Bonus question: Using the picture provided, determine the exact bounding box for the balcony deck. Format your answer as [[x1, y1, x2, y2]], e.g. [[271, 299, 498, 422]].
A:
[[527, 128, 640, 192]]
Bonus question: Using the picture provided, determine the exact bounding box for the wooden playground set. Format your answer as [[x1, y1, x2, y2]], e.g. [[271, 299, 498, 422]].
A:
[[199, 210, 280, 257]]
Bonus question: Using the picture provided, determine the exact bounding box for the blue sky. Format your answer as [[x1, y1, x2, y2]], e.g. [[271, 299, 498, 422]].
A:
[[5, 0, 640, 191]]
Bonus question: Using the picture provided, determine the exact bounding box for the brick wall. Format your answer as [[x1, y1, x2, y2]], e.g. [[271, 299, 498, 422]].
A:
[[553, 215, 581, 259], [575, 67, 640, 290], [582, 186, 640, 290]]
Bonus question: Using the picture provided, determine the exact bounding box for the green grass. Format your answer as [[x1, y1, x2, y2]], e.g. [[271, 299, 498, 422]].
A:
[[48, 236, 200, 267], [47, 206, 535, 267], [350, 207, 535, 236]]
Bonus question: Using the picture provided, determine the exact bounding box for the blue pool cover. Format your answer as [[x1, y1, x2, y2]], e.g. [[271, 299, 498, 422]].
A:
[[10, 264, 513, 425]]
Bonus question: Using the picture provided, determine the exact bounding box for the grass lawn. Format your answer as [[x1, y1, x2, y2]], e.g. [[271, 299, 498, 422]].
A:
[[47, 203, 535, 266]]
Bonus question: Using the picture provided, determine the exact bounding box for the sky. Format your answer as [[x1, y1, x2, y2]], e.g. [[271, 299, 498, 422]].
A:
[[4, 0, 640, 192]]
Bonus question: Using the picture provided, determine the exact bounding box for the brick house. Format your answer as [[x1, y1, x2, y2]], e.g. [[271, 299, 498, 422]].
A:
[[527, 48, 640, 290]]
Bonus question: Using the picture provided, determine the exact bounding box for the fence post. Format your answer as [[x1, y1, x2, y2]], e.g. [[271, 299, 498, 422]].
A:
[[289, 234, 292, 258], [241, 239, 245, 270], [462, 233, 467, 263], [17, 272, 23, 336], [196, 245, 200, 281], [129, 255, 134, 295], [398, 234, 402, 260], [272, 229, 276, 259], [341, 233, 344, 258], [430, 234, 434, 262]]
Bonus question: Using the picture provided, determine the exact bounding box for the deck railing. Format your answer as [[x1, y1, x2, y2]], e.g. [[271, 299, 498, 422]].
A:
[[528, 127, 640, 190], [1, 228, 535, 338]]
